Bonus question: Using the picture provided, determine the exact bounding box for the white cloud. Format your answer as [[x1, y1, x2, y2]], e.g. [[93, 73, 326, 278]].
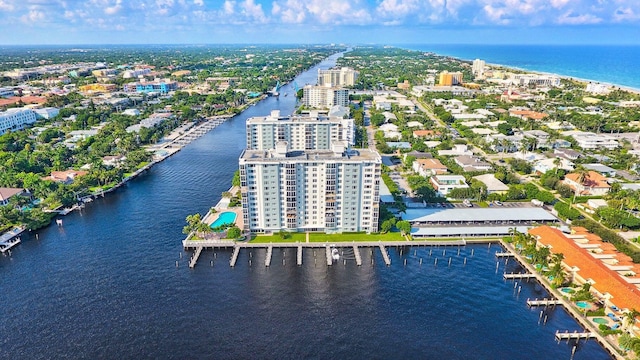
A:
[[21, 9, 45, 23], [556, 10, 602, 24], [240, 0, 267, 23], [0, 0, 15, 11], [104, 0, 122, 15], [223, 0, 235, 15], [550, 0, 570, 9], [613, 6, 640, 22], [193, 0, 203, 6]]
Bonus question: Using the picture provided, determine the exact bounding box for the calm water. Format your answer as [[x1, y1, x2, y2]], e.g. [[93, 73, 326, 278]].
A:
[[0, 52, 611, 359], [406, 44, 640, 90]]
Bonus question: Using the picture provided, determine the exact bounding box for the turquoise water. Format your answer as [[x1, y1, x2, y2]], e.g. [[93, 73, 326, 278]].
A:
[[210, 212, 236, 229], [593, 318, 609, 325], [576, 301, 590, 309], [404, 44, 640, 90], [561, 288, 575, 294]]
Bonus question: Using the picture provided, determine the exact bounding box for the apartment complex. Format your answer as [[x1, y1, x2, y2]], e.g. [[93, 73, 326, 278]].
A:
[[123, 80, 178, 94], [0, 108, 37, 135], [472, 59, 485, 78], [438, 71, 464, 86], [317, 67, 359, 87], [246, 110, 354, 150], [239, 112, 380, 234], [302, 85, 349, 108]]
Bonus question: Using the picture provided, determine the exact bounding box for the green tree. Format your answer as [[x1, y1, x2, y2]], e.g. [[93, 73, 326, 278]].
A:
[[227, 226, 241, 239], [396, 220, 411, 235]]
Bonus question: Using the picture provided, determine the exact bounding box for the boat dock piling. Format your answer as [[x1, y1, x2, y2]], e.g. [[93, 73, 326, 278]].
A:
[[527, 298, 563, 307], [353, 245, 362, 266], [189, 247, 203, 268], [297, 245, 302, 266], [379, 245, 391, 266], [0, 237, 21, 254], [230, 246, 240, 267], [265, 245, 273, 267], [325, 246, 332, 266]]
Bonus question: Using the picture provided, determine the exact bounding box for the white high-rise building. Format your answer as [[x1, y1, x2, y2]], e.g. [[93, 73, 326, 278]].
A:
[[246, 110, 355, 150], [0, 108, 37, 135], [302, 85, 349, 109], [472, 59, 485, 78], [317, 67, 359, 87], [239, 141, 381, 233]]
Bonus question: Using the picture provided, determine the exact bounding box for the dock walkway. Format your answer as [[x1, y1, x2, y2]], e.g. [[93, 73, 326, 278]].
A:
[[379, 245, 391, 266], [189, 247, 203, 268], [527, 298, 563, 307], [325, 246, 332, 266], [230, 246, 240, 267], [353, 245, 362, 266], [265, 246, 273, 267], [555, 330, 597, 341], [503, 273, 536, 280], [297, 245, 303, 266]]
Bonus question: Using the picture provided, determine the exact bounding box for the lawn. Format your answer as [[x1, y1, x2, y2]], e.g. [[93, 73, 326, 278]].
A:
[[249, 231, 406, 243]]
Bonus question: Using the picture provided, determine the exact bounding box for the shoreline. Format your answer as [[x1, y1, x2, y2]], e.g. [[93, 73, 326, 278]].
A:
[[400, 45, 640, 94]]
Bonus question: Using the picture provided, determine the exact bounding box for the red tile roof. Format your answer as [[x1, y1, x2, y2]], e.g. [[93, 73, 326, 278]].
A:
[[529, 226, 640, 311]]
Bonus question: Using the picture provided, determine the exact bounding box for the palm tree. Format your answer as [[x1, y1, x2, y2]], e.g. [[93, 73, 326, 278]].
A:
[[624, 309, 639, 331], [553, 157, 562, 175]]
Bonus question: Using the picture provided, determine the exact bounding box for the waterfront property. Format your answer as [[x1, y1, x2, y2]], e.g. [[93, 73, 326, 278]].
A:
[[210, 212, 237, 229], [239, 141, 381, 234], [529, 226, 640, 337]]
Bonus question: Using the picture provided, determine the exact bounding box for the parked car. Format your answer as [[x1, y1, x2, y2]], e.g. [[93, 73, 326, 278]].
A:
[[463, 199, 473, 207], [494, 201, 503, 206]]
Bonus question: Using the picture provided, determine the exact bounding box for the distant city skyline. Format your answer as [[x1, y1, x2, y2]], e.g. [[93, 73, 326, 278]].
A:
[[1, 0, 640, 45]]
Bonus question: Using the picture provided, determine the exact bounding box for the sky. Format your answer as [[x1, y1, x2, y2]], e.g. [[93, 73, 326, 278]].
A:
[[1, 0, 639, 45]]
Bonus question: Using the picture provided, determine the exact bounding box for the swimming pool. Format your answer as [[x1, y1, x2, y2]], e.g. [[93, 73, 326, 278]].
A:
[[576, 301, 590, 309], [210, 212, 237, 229], [592, 318, 608, 325]]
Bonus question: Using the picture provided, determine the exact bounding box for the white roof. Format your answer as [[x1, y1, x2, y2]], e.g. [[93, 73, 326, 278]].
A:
[[473, 174, 509, 191], [411, 225, 533, 237], [403, 207, 558, 223]]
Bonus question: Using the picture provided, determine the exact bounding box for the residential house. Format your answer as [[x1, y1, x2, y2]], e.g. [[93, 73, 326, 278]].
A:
[[44, 170, 88, 185], [567, 131, 619, 150], [522, 130, 550, 148], [486, 134, 523, 153], [403, 151, 433, 162], [429, 175, 469, 196], [472, 174, 509, 194], [102, 155, 127, 167], [413, 158, 448, 177], [438, 144, 473, 156], [406, 121, 423, 128], [554, 148, 583, 161], [413, 130, 440, 139], [454, 155, 492, 172], [533, 157, 574, 174], [379, 123, 401, 140], [0, 188, 30, 206], [583, 163, 617, 178], [563, 171, 611, 196]]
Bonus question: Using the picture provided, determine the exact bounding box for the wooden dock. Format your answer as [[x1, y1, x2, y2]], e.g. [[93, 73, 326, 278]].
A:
[[353, 245, 362, 266], [265, 245, 273, 267], [230, 246, 240, 267], [325, 246, 332, 266], [379, 245, 391, 266], [189, 247, 203, 268], [555, 330, 597, 341], [527, 298, 563, 307], [503, 273, 536, 280], [297, 245, 302, 266]]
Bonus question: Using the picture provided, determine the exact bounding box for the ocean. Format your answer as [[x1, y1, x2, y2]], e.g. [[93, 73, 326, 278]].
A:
[[0, 51, 612, 359], [404, 44, 640, 90]]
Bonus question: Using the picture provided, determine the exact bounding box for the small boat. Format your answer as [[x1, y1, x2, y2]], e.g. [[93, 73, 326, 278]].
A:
[[331, 248, 340, 261], [56, 219, 63, 226]]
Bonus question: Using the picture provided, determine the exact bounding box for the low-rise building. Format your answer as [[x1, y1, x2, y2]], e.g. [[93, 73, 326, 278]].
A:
[[429, 175, 468, 196], [0, 108, 37, 135], [567, 131, 619, 150], [438, 144, 473, 157], [43, 170, 88, 185], [473, 174, 509, 194], [563, 171, 611, 196], [413, 158, 448, 177], [0, 188, 30, 206], [454, 155, 492, 172], [583, 163, 618, 177]]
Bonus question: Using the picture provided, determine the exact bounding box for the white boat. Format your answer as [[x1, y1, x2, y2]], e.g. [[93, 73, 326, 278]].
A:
[[331, 248, 340, 261]]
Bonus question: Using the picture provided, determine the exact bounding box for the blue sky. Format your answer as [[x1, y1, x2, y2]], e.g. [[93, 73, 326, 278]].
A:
[[1, 0, 639, 45]]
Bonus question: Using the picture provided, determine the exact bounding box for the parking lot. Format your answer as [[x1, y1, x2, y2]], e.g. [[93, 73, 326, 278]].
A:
[[421, 201, 535, 209]]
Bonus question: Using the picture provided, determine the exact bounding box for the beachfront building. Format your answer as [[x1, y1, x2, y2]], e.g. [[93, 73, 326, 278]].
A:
[[246, 110, 354, 150], [302, 85, 349, 109], [239, 141, 381, 234], [472, 59, 485, 78], [509, 74, 561, 87], [0, 108, 37, 135], [78, 83, 117, 94], [317, 67, 359, 87]]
